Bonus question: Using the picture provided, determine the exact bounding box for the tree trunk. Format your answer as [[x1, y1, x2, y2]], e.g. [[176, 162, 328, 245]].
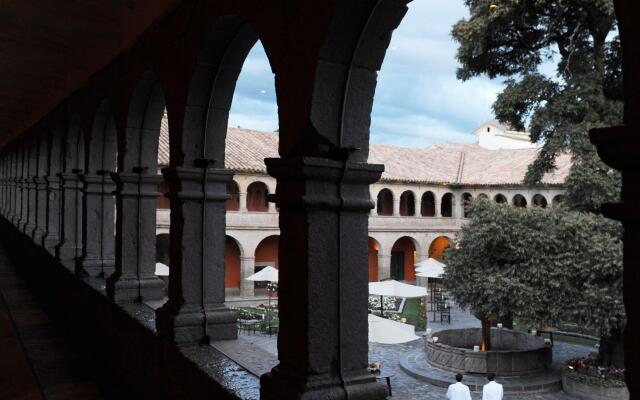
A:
[[598, 327, 625, 368], [481, 318, 492, 351]]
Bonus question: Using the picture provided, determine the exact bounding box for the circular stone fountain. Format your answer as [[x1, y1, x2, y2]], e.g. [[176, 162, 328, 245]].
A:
[[425, 328, 552, 376]]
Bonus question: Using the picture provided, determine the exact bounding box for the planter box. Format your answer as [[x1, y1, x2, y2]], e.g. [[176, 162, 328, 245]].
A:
[[562, 370, 629, 400]]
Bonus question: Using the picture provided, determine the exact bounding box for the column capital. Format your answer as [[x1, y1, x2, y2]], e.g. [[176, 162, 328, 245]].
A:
[[265, 157, 383, 212], [162, 166, 233, 202]]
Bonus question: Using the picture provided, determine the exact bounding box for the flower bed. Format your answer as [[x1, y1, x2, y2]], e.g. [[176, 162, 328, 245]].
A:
[[562, 357, 628, 400]]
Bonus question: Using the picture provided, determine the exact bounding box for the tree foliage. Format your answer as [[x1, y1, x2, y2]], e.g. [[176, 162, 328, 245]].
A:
[[443, 200, 625, 338], [452, 0, 623, 212]]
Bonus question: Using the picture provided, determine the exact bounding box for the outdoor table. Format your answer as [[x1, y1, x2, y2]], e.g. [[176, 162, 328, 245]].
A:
[[372, 366, 396, 396]]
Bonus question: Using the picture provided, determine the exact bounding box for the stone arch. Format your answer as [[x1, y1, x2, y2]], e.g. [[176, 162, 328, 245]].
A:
[[441, 192, 454, 217], [462, 192, 473, 218], [173, 16, 260, 168], [552, 194, 564, 207], [108, 70, 167, 302], [513, 194, 528, 208], [247, 181, 269, 212], [494, 194, 507, 204], [255, 235, 279, 268], [390, 236, 418, 281], [368, 236, 381, 282], [225, 235, 242, 289], [421, 191, 436, 217], [226, 180, 240, 211], [57, 113, 85, 269], [477, 193, 489, 200], [399, 190, 415, 216], [377, 188, 394, 216], [78, 99, 118, 278], [532, 194, 548, 208], [428, 236, 451, 261]]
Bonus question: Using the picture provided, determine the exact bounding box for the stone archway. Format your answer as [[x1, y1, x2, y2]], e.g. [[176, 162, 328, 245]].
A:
[[428, 236, 451, 261], [391, 236, 418, 281]]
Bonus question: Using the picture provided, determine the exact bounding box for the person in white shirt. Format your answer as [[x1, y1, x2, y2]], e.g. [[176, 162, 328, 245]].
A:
[[446, 374, 472, 400], [482, 373, 504, 400]]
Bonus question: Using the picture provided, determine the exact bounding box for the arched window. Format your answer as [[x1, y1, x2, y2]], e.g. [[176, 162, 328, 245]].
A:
[[421, 191, 436, 217], [532, 194, 548, 208], [462, 193, 473, 218], [477, 193, 489, 200], [225, 236, 241, 289], [247, 181, 269, 212], [376, 189, 393, 216], [552, 195, 564, 207], [441, 193, 453, 217], [399, 191, 415, 216], [494, 194, 507, 204], [226, 181, 240, 211], [513, 194, 527, 208], [254, 235, 279, 289]]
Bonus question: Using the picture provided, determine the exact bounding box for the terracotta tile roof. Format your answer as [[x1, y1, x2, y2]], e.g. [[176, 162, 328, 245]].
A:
[[157, 118, 570, 186]]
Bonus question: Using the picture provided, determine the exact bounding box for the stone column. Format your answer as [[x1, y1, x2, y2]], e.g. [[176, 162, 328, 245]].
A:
[[392, 196, 400, 216], [434, 194, 441, 217], [77, 172, 116, 278], [56, 172, 83, 270], [377, 253, 391, 281], [7, 151, 17, 224], [239, 191, 247, 212], [107, 172, 164, 302], [240, 256, 256, 298], [156, 166, 236, 344], [16, 146, 28, 229], [268, 200, 276, 213], [33, 133, 49, 243], [0, 156, 6, 216], [260, 157, 387, 400], [42, 175, 61, 254], [25, 139, 38, 236]]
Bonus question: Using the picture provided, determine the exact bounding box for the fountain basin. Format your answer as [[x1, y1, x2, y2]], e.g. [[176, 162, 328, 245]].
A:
[[425, 328, 552, 376]]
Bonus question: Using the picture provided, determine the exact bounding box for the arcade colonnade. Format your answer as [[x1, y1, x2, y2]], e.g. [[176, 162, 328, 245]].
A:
[[0, 1, 638, 399], [0, 2, 418, 399]]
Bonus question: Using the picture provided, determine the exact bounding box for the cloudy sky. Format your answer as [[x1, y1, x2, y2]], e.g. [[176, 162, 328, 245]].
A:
[[228, 0, 506, 147]]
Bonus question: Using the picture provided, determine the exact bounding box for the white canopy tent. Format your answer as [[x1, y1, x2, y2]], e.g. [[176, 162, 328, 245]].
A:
[[414, 258, 445, 278], [368, 314, 420, 344], [246, 266, 279, 283]]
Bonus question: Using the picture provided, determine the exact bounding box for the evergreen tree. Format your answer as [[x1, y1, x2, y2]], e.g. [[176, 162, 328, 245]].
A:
[[452, 0, 623, 212]]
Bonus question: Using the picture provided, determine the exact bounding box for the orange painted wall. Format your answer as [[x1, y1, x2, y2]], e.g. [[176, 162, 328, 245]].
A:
[[225, 237, 241, 288], [255, 236, 279, 268], [247, 182, 269, 212], [429, 236, 451, 261], [392, 237, 416, 281], [368, 238, 379, 282]]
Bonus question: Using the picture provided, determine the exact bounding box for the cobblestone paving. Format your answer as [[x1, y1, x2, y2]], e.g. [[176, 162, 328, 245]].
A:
[[231, 304, 596, 400]]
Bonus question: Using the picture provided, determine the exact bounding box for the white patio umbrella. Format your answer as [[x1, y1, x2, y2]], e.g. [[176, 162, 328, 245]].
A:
[[246, 266, 279, 282], [414, 258, 445, 278], [368, 314, 420, 344], [369, 280, 427, 316], [155, 262, 170, 277], [245, 266, 279, 330], [369, 280, 427, 298]]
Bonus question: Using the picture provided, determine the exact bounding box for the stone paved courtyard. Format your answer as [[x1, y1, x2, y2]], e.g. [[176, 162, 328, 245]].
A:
[[219, 303, 596, 400]]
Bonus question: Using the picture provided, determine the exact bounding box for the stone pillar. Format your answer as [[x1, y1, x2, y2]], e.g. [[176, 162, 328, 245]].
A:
[[0, 156, 6, 216], [434, 195, 441, 217], [156, 166, 236, 344], [33, 133, 49, 243], [392, 196, 400, 216], [55, 172, 83, 270], [268, 200, 276, 213], [107, 172, 164, 302], [25, 139, 38, 236], [240, 256, 255, 298], [239, 191, 247, 212], [7, 151, 17, 224], [260, 157, 387, 400], [377, 253, 391, 281], [17, 146, 28, 229], [77, 172, 116, 278], [42, 175, 61, 254]]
